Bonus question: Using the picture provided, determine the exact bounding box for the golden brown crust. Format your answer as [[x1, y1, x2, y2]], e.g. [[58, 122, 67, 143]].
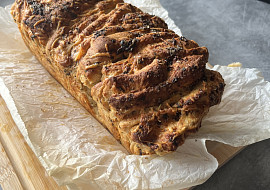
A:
[[11, 0, 225, 155]]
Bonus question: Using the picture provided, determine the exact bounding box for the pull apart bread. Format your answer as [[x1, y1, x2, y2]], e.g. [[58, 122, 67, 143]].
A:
[[11, 0, 225, 155]]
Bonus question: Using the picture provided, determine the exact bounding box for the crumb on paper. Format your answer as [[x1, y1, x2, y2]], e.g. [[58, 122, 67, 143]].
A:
[[228, 62, 242, 67]]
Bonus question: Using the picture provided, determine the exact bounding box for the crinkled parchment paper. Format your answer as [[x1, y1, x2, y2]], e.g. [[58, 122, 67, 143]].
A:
[[0, 1, 270, 190]]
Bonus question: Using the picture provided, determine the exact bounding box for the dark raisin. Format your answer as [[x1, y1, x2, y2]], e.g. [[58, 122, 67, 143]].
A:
[[219, 82, 225, 89], [202, 75, 207, 82], [169, 135, 174, 142], [127, 94, 134, 101], [174, 111, 181, 121], [162, 113, 168, 120], [180, 36, 187, 42], [150, 144, 159, 150], [172, 78, 178, 83], [185, 99, 193, 105]]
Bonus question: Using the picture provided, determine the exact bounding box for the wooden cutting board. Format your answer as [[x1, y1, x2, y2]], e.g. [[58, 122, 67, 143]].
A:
[[0, 96, 67, 190], [0, 95, 244, 190]]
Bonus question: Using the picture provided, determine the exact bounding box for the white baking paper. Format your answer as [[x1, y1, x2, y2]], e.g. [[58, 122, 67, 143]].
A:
[[0, 1, 270, 190]]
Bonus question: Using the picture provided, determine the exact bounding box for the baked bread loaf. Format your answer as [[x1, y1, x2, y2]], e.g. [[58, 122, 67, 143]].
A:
[[11, 0, 225, 155]]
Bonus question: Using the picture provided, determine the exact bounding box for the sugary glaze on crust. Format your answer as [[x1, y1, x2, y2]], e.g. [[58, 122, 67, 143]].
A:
[[11, 0, 225, 155]]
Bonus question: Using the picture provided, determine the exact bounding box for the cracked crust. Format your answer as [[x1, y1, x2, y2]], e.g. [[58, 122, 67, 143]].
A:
[[11, 0, 225, 155]]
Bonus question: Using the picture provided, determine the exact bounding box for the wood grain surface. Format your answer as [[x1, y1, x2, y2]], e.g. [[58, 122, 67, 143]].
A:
[[0, 141, 23, 190]]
